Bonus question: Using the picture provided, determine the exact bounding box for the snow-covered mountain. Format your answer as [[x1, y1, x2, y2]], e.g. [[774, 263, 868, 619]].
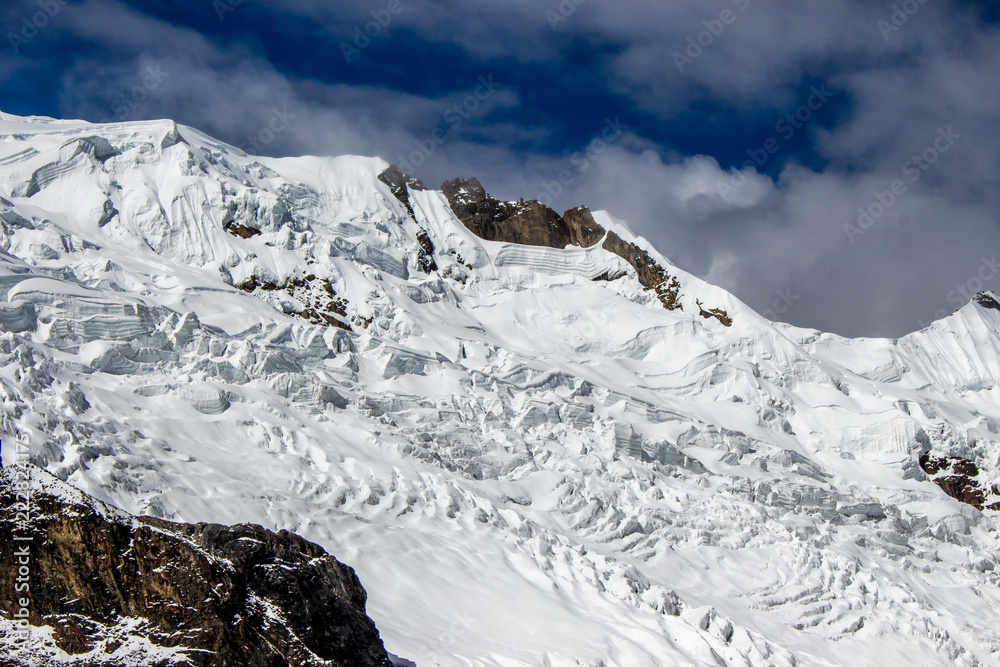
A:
[[0, 111, 998, 666]]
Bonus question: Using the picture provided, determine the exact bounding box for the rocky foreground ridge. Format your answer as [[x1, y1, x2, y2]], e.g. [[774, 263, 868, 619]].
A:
[[0, 464, 394, 667]]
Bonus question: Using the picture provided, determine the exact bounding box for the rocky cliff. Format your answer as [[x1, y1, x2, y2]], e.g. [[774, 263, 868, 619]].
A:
[[0, 465, 394, 667], [440, 177, 579, 249], [441, 176, 725, 317]]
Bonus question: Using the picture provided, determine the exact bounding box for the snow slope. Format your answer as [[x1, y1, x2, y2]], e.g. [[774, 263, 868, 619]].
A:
[[0, 111, 998, 666]]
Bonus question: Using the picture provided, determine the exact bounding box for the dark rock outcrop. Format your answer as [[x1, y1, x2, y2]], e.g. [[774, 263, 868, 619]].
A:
[[415, 229, 438, 273], [224, 219, 262, 239], [442, 177, 596, 249], [920, 454, 1000, 511], [238, 274, 352, 331], [696, 300, 734, 327], [0, 465, 394, 666], [973, 291, 1000, 311], [602, 232, 683, 311], [378, 164, 424, 220], [558, 206, 606, 249], [441, 176, 732, 324], [379, 165, 437, 273]]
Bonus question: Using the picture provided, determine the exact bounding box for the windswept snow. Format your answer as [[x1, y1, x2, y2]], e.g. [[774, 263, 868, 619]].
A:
[[0, 112, 998, 666]]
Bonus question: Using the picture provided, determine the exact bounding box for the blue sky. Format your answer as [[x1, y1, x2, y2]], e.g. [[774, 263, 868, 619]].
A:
[[2, 0, 999, 336]]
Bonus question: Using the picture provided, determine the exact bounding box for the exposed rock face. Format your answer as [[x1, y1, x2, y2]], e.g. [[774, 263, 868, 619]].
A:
[[441, 177, 733, 324], [602, 231, 683, 311], [974, 291, 1000, 311], [220, 196, 263, 239], [920, 454, 1000, 511], [442, 177, 589, 249], [238, 274, 352, 331], [0, 466, 394, 667], [378, 164, 424, 220], [697, 300, 734, 327], [379, 165, 437, 273], [557, 206, 606, 249], [415, 228, 438, 273], [223, 219, 262, 239]]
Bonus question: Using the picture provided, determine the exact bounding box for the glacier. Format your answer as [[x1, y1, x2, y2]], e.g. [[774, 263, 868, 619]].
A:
[[0, 111, 998, 666]]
